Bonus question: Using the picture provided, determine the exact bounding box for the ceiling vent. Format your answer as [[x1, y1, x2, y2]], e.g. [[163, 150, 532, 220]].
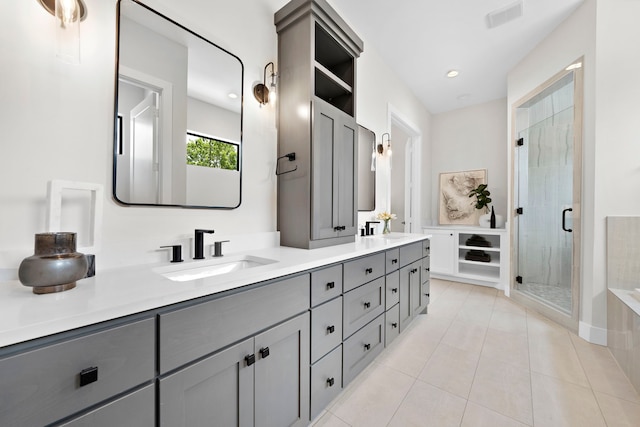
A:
[[486, 1, 523, 29]]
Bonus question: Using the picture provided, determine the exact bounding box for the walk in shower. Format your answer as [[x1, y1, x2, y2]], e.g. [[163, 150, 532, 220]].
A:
[[512, 60, 583, 328]]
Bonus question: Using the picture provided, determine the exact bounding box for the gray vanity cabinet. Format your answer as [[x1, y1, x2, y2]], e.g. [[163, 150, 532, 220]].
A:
[[311, 99, 358, 242], [0, 317, 155, 427], [275, 0, 364, 249], [160, 312, 310, 427]]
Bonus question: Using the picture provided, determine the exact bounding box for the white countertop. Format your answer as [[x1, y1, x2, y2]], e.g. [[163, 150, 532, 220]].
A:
[[0, 233, 429, 348]]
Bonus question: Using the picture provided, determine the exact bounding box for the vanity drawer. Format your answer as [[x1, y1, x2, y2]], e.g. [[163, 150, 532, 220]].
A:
[[343, 252, 385, 292], [0, 318, 155, 427], [385, 248, 400, 273], [399, 242, 423, 267], [310, 345, 342, 419], [59, 384, 155, 426], [311, 296, 343, 363], [159, 274, 310, 373], [311, 264, 342, 307], [422, 239, 431, 257], [385, 303, 401, 347], [385, 270, 400, 310], [343, 276, 385, 339], [343, 314, 384, 386], [422, 256, 431, 284]]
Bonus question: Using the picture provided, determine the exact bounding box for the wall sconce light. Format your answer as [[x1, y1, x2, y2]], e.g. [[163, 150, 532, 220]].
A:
[[253, 62, 277, 106], [382, 133, 392, 157], [37, 0, 87, 64]]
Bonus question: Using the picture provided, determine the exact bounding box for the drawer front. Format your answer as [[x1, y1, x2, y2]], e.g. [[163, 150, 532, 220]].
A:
[[343, 252, 385, 292], [310, 345, 342, 419], [0, 318, 155, 427], [422, 256, 431, 284], [385, 248, 400, 274], [311, 297, 343, 363], [343, 314, 384, 386], [422, 239, 431, 257], [160, 274, 310, 373], [385, 304, 401, 347], [59, 384, 155, 427], [399, 242, 423, 267], [385, 270, 400, 310], [343, 277, 385, 339], [311, 265, 343, 307]]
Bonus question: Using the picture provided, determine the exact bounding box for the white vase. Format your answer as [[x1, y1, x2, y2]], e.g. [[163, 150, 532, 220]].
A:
[[479, 213, 505, 228]]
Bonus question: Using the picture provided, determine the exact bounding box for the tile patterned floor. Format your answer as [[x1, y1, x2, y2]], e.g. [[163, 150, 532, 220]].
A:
[[311, 279, 640, 427]]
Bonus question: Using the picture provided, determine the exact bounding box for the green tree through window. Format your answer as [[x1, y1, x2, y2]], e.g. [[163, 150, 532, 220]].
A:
[[186, 133, 238, 170]]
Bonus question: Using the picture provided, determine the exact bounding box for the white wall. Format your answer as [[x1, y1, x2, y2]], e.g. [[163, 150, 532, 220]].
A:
[[355, 46, 432, 230], [0, 0, 432, 276], [429, 98, 508, 224]]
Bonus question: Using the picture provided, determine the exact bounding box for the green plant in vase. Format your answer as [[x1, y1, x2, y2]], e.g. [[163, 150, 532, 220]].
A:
[[468, 183, 491, 213]]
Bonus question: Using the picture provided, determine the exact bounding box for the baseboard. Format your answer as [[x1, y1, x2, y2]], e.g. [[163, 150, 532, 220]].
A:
[[579, 321, 607, 346]]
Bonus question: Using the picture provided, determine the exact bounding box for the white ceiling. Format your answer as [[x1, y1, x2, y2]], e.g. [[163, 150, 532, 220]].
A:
[[326, 0, 585, 114]]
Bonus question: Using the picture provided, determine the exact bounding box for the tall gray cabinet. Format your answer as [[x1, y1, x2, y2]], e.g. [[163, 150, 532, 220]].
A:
[[275, 0, 364, 249]]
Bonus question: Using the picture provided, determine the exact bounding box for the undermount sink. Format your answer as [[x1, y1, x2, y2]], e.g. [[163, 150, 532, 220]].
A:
[[155, 255, 277, 282]]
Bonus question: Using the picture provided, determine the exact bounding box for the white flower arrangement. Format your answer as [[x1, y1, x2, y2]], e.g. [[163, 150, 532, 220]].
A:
[[376, 211, 397, 221]]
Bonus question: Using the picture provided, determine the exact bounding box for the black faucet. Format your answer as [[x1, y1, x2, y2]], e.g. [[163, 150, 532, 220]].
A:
[[364, 221, 380, 236], [194, 229, 215, 259], [213, 240, 230, 257]]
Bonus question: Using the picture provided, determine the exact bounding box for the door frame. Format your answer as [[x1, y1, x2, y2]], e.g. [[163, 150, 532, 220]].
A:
[[509, 59, 584, 332], [387, 104, 422, 233]]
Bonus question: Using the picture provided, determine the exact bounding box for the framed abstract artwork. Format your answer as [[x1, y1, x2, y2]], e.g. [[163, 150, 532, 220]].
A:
[[438, 169, 487, 225]]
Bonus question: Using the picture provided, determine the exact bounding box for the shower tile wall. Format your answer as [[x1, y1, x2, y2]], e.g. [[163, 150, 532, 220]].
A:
[[607, 216, 640, 291], [517, 80, 574, 311]]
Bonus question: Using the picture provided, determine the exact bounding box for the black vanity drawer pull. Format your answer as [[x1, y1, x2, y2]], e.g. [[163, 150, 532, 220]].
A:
[[391, 287, 398, 294], [365, 268, 373, 274], [411, 268, 418, 274], [327, 377, 335, 387], [245, 354, 256, 366], [334, 226, 346, 231], [364, 343, 371, 351], [79, 366, 98, 387], [327, 325, 335, 334], [363, 301, 371, 309], [326, 281, 335, 290], [425, 293, 430, 297], [259, 347, 270, 358], [391, 259, 398, 264], [391, 322, 398, 329]]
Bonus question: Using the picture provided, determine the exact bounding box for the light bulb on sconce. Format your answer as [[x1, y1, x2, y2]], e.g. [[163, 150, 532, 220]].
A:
[[381, 133, 392, 157], [37, 0, 87, 64], [253, 62, 277, 107]]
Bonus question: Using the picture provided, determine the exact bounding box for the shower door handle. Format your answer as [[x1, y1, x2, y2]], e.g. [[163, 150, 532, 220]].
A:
[[562, 208, 573, 232]]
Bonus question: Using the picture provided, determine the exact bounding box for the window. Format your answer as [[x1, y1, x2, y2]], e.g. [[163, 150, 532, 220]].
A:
[[186, 132, 239, 171]]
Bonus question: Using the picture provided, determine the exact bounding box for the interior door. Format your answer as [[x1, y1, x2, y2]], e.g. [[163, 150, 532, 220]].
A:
[[129, 92, 160, 204]]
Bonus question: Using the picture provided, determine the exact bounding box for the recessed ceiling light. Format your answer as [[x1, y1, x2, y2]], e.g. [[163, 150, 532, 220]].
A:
[[446, 70, 459, 78], [457, 94, 471, 101], [565, 62, 582, 71], [228, 92, 238, 99]]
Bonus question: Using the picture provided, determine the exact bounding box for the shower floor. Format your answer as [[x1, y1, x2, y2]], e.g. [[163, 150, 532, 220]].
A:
[[518, 282, 572, 314]]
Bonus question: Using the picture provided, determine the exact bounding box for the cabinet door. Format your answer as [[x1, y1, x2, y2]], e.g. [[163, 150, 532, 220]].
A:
[[428, 229, 455, 275], [254, 312, 310, 427], [399, 264, 412, 331], [409, 260, 423, 317], [159, 338, 254, 427], [311, 100, 357, 240]]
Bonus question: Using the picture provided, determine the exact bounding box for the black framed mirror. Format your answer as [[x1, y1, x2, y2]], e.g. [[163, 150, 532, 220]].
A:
[[113, 0, 243, 208], [357, 125, 376, 211]]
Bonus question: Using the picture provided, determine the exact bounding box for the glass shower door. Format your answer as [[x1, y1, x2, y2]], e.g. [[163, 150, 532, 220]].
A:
[[515, 75, 575, 315]]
